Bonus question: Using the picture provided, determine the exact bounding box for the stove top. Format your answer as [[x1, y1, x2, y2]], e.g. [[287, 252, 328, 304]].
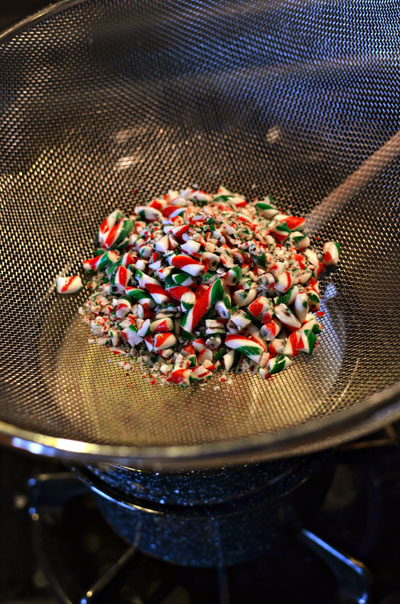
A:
[[2, 426, 400, 604]]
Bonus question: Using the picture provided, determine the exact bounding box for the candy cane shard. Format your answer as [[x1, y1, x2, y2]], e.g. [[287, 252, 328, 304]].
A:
[[180, 279, 223, 332], [293, 292, 309, 323], [225, 334, 264, 363], [57, 276, 82, 294], [323, 241, 340, 266], [267, 354, 292, 375], [170, 255, 205, 276]]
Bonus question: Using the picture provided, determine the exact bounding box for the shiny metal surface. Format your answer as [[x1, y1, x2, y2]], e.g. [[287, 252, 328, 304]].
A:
[[0, 0, 399, 468]]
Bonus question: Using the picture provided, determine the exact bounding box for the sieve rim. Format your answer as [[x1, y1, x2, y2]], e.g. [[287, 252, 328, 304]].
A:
[[0, 0, 89, 44], [1, 381, 399, 469]]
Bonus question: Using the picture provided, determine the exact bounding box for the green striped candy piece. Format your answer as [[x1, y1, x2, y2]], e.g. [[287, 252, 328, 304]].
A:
[[213, 348, 226, 361], [97, 251, 117, 271], [277, 287, 295, 306], [312, 322, 322, 334], [114, 210, 125, 223], [109, 218, 134, 249], [303, 329, 317, 353], [254, 252, 267, 268], [171, 271, 193, 287], [256, 201, 275, 211], [301, 270, 312, 284], [229, 266, 242, 283], [106, 258, 122, 279], [180, 326, 195, 340], [237, 344, 262, 359], [210, 278, 224, 305], [274, 222, 290, 236], [188, 354, 197, 368], [213, 194, 233, 202], [181, 298, 194, 311], [291, 233, 307, 245], [114, 238, 129, 253], [269, 354, 289, 375], [307, 291, 320, 305], [223, 292, 232, 309], [202, 271, 216, 283], [125, 288, 150, 302]]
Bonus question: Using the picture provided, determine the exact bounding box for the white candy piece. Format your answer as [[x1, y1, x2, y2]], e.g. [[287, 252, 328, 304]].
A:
[[323, 241, 340, 266], [294, 292, 309, 323], [274, 271, 293, 293], [216, 301, 230, 319], [135, 259, 147, 271], [290, 231, 310, 250], [230, 311, 251, 331], [116, 299, 132, 319], [134, 206, 162, 221], [155, 235, 170, 253], [181, 240, 201, 255], [222, 350, 236, 371], [202, 252, 220, 270], [304, 249, 319, 268], [56, 275, 82, 294], [233, 288, 257, 307], [260, 318, 282, 340], [259, 352, 270, 368], [274, 303, 302, 329], [269, 261, 286, 278], [138, 319, 151, 337]]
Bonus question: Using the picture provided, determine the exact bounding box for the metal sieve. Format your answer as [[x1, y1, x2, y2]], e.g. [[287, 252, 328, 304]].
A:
[[0, 0, 399, 469]]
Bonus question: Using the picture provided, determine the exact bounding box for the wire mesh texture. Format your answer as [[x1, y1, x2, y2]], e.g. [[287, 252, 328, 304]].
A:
[[0, 0, 399, 466]]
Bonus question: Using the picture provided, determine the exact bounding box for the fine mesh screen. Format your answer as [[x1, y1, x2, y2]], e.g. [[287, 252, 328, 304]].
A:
[[0, 0, 399, 455]]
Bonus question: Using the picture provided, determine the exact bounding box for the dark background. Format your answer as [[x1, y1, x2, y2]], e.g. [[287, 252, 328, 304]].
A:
[[0, 0, 50, 31]]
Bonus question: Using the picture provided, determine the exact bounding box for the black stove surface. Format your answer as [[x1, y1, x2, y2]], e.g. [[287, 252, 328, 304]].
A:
[[2, 426, 400, 604]]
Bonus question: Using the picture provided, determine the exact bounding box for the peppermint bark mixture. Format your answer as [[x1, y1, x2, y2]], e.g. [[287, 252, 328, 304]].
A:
[[59, 187, 340, 386]]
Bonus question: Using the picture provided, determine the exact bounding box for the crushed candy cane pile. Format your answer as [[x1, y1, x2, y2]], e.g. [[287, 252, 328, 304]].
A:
[[59, 186, 340, 386]]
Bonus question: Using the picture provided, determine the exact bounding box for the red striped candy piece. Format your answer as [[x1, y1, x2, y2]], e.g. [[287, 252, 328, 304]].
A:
[[116, 299, 132, 319], [323, 241, 340, 266], [225, 334, 264, 363], [150, 318, 174, 333], [120, 253, 136, 268], [153, 332, 177, 351], [248, 296, 270, 320], [167, 368, 192, 384], [114, 266, 132, 292], [283, 331, 300, 356], [260, 319, 282, 340], [165, 286, 192, 301], [280, 216, 305, 231], [56, 275, 82, 294], [171, 255, 205, 277], [275, 271, 292, 293], [180, 279, 223, 332]]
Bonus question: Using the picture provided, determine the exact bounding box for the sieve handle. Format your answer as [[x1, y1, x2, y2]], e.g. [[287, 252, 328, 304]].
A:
[[305, 130, 400, 234]]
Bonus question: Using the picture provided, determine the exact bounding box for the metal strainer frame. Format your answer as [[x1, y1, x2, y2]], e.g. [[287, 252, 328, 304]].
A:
[[0, 0, 399, 470]]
